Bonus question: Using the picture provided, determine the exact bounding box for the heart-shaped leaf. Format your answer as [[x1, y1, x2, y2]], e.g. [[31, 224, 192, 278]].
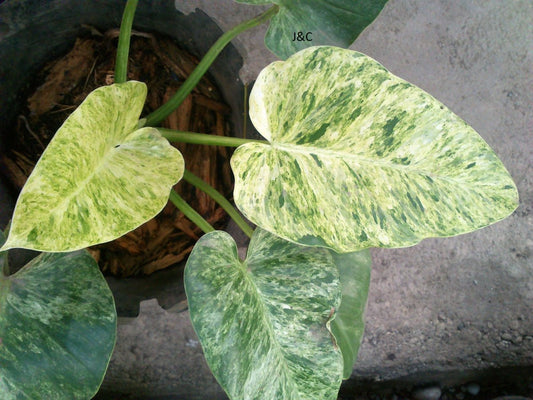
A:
[[330, 250, 372, 379], [185, 229, 343, 400], [0, 246, 116, 399], [235, 0, 389, 59], [1, 81, 184, 252], [231, 46, 518, 253]]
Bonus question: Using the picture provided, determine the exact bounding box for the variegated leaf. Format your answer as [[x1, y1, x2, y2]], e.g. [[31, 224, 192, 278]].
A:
[[0, 248, 116, 399], [235, 0, 389, 59], [330, 250, 372, 379], [185, 229, 343, 400], [1, 81, 184, 252], [232, 46, 518, 253]]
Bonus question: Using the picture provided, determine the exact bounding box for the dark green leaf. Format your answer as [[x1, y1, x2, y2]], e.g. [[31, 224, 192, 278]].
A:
[[235, 0, 389, 59], [0, 250, 116, 399], [330, 250, 372, 379]]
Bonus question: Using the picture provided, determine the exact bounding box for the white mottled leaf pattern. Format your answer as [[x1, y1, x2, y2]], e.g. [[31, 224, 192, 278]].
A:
[[1, 81, 184, 252], [232, 46, 518, 253], [185, 229, 343, 400], [235, 0, 388, 59], [330, 250, 372, 379], [0, 247, 116, 399]]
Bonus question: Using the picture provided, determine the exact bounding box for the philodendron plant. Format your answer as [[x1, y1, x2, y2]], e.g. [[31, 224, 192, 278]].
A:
[[0, 0, 518, 399]]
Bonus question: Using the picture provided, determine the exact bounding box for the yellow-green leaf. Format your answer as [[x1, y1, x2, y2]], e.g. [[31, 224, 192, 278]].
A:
[[232, 46, 518, 253], [1, 81, 184, 252]]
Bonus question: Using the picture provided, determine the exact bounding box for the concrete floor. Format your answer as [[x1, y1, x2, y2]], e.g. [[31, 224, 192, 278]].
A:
[[97, 1, 532, 398]]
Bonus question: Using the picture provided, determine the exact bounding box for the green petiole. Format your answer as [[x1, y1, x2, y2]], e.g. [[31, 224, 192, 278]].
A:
[[183, 170, 254, 239], [144, 5, 279, 127], [169, 190, 215, 235], [158, 128, 267, 147], [114, 0, 139, 83]]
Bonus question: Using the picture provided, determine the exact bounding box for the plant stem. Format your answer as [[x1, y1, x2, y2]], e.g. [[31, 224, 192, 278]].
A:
[[183, 170, 254, 238], [114, 0, 139, 83], [169, 190, 215, 235], [158, 128, 266, 147], [144, 5, 279, 127]]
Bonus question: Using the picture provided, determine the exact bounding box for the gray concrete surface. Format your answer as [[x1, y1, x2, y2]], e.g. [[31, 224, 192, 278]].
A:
[[100, 0, 531, 397]]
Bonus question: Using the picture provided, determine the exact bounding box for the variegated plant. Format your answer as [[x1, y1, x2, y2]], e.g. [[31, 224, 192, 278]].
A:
[[0, 1, 518, 399], [1, 81, 184, 253], [232, 46, 518, 253]]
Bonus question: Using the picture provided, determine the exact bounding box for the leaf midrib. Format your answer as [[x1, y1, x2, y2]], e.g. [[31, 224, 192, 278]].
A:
[[271, 142, 471, 185], [48, 137, 129, 219], [241, 258, 304, 399]]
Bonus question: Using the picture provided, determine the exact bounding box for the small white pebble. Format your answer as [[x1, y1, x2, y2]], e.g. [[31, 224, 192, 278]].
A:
[[185, 339, 199, 348], [413, 386, 442, 400], [466, 382, 481, 396]]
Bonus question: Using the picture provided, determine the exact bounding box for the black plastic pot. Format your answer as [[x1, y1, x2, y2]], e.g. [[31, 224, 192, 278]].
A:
[[0, 2, 248, 398], [0, 0, 247, 315]]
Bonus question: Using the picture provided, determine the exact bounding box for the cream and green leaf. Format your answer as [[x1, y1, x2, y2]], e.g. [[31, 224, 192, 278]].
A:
[[234, 0, 389, 59], [0, 244, 116, 399], [1, 81, 184, 252], [231, 46, 519, 253], [330, 249, 372, 379], [185, 229, 343, 400]]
